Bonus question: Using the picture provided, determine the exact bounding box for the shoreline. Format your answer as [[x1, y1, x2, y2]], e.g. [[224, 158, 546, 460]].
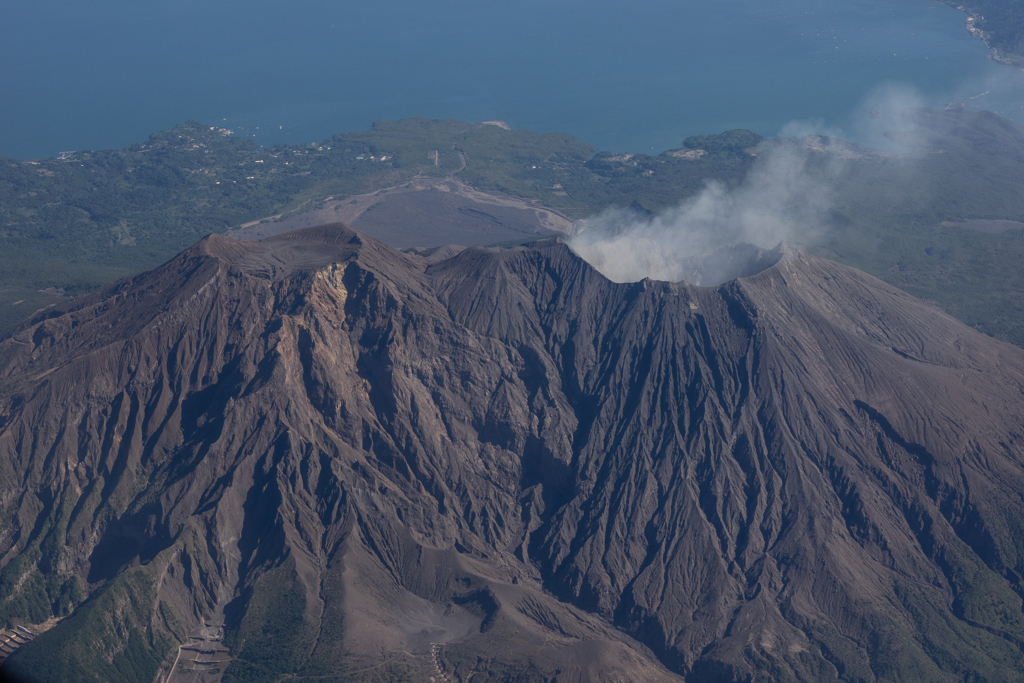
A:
[[939, 1, 1024, 69]]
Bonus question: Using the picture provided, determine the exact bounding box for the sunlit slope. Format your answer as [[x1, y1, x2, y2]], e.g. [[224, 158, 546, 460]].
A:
[[0, 225, 1023, 681], [3, 110, 1023, 347]]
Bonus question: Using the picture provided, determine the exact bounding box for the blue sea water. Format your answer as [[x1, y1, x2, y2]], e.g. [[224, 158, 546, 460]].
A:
[[2, 0, 1023, 159]]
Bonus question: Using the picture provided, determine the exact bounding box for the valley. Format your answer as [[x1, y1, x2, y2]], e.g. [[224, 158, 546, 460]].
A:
[[0, 225, 1023, 681], [2, 1, 1024, 681]]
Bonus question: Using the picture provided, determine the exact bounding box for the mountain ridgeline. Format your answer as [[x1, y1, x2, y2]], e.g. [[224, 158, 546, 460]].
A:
[[1, 225, 1024, 682]]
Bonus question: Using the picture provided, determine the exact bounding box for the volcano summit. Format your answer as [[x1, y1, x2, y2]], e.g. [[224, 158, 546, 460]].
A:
[[1, 224, 1024, 683]]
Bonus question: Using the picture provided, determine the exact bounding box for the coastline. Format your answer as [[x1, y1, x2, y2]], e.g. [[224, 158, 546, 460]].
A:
[[939, 1, 1024, 69], [967, 16, 1024, 68]]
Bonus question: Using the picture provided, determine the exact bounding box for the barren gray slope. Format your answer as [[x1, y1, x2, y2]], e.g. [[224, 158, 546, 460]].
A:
[[0, 224, 1023, 683]]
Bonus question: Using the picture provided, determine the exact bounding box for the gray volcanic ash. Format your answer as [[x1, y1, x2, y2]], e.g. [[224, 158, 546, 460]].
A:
[[1, 224, 1024, 683]]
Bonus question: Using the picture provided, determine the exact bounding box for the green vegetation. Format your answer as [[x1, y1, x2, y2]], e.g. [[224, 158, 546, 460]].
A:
[[0, 567, 175, 683], [937, 0, 1024, 63], [682, 129, 764, 157], [0, 117, 752, 338], [818, 217, 1024, 346], [221, 558, 415, 682], [0, 112, 1023, 682], [2, 110, 1023, 353], [0, 120, 410, 335], [810, 109, 1024, 346], [222, 558, 313, 683], [0, 487, 85, 626]]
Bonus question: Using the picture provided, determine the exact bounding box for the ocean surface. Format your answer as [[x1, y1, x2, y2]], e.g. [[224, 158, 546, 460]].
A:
[[3, 0, 1023, 160]]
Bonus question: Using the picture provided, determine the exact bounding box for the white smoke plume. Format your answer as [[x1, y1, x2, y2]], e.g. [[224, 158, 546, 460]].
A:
[[568, 144, 841, 284], [568, 82, 958, 285]]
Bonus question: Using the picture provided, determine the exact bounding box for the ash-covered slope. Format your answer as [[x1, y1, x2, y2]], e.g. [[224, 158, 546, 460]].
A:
[[2, 224, 1024, 683]]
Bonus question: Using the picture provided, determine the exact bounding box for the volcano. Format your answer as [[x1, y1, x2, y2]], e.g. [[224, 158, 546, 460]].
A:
[[2, 224, 1024, 683]]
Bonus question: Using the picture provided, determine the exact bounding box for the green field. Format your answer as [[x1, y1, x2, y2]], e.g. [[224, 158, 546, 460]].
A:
[[2, 110, 1023, 346]]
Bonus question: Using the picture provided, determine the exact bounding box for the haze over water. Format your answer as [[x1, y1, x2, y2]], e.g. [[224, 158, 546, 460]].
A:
[[3, 0, 1023, 160]]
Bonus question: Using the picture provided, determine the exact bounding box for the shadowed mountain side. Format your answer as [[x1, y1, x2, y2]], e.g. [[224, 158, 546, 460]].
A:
[[0, 223, 1023, 682]]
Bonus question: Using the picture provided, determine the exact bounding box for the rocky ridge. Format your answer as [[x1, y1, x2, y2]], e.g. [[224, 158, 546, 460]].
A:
[[0, 224, 1023, 682]]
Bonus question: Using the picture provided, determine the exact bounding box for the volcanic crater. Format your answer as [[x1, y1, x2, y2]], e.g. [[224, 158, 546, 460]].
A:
[[1, 224, 1024, 683]]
